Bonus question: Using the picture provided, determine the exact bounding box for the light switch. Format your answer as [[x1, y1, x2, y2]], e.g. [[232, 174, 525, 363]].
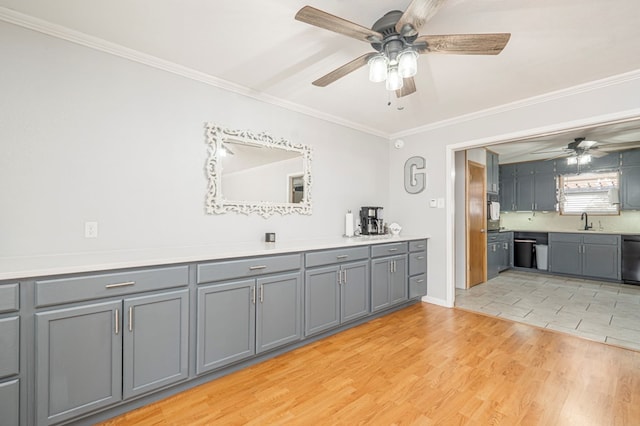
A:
[[429, 199, 437, 208], [437, 198, 445, 209]]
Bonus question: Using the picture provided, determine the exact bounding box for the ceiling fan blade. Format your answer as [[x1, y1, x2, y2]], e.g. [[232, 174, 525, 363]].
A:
[[295, 6, 383, 43], [396, 77, 417, 98], [598, 141, 640, 151], [395, 0, 447, 37], [312, 53, 376, 87], [589, 149, 608, 158], [415, 33, 511, 55]]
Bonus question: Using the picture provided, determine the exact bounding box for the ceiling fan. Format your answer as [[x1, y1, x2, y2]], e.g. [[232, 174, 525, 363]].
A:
[[536, 137, 640, 162], [295, 0, 511, 97]]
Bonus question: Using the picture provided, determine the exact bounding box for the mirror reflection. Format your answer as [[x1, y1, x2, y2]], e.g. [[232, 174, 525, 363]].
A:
[[205, 124, 312, 217]]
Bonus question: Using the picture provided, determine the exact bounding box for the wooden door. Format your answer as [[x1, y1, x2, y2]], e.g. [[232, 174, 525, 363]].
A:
[[466, 160, 487, 287]]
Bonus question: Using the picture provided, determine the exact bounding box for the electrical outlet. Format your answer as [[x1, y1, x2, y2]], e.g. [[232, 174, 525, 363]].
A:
[[84, 221, 98, 238], [429, 199, 437, 208]]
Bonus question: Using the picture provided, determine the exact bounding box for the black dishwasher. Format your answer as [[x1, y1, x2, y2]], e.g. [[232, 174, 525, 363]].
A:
[[622, 236, 640, 284]]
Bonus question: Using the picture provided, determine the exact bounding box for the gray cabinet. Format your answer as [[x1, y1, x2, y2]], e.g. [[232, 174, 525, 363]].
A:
[[122, 290, 189, 399], [499, 164, 516, 211], [486, 150, 499, 193], [487, 232, 513, 280], [0, 379, 19, 426], [487, 241, 501, 280], [620, 166, 640, 210], [549, 233, 620, 280], [408, 240, 427, 298], [36, 290, 189, 425], [371, 255, 408, 313], [514, 162, 556, 211], [196, 271, 302, 374], [36, 300, 123, 425], [197, 280, 255, 373], [304, 260, 369, 336]]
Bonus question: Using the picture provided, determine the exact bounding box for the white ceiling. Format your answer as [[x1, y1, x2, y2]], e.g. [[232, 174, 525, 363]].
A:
[[2, 0, 640, 158]]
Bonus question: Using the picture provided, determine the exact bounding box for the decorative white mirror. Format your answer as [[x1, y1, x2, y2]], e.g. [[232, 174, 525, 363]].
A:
[[205, 123, 312, 218]]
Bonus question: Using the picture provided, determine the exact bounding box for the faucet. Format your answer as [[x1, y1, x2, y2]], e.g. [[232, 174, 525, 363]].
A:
[[580, 212, 593, 231]]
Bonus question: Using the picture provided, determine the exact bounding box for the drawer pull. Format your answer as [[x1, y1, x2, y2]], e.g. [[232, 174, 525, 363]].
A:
[[388, 248, 398, 252], [105, 281, 135, 289], [249, 265, 267, 271], [417, 256, 425, 260], [417, 244, 425, 249], [416, 279, 425, 283], [336, 255, 349, 259]]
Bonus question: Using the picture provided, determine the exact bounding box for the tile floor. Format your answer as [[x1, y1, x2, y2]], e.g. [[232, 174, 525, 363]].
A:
[[455, 269, 640, 351]]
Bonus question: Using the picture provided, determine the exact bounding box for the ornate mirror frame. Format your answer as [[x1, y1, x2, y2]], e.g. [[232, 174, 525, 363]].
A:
[[205, 123, 313, 218]]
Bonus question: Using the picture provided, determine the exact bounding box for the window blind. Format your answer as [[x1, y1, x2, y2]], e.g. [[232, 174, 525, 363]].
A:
[[558, 172, 619, 215]]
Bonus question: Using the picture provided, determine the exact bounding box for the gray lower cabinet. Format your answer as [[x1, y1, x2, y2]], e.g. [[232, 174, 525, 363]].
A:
[[487, 242, 501, 280], [304, 260, 369, 336], [0, 379, 19, 426], [408, 240, 427, 298], [36, 290, 189, 425], [196, 272, 302, 374], [371, 256, 408, 313], [549, 233, 620, 280]]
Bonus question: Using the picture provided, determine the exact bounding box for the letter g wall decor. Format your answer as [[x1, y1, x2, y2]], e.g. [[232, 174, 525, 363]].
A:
[[404, 156, 427, 194]]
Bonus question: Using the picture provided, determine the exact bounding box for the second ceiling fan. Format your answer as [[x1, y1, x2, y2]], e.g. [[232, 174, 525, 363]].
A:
[[295, 0, 511, 97]]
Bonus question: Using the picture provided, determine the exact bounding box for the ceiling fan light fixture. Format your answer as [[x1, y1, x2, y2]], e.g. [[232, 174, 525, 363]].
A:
[[567, 154, 591, 165], [386, 66, 404, 91], [368, 55, 388, 83], [398, 49, 418, 78]]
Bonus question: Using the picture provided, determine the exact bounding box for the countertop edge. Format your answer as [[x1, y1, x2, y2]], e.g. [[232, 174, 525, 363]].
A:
[[0, 235, 430, 281]]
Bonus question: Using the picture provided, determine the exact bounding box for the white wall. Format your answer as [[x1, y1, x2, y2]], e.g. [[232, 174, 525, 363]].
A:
[[0, 21, 389, 257], [388, 72, 640, 306]]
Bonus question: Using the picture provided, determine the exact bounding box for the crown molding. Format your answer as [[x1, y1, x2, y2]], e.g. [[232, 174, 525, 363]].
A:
[[0, 7, 389, 139], [391, 68, 640, 140]]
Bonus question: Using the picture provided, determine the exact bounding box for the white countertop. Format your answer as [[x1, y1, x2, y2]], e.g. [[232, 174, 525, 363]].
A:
[[0, 235, 429, 281]]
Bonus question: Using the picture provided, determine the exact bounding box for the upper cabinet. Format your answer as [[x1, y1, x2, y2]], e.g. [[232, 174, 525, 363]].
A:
[[500, 161, 556, 211], [620, 149, 640, 210], [486, 151, 499, 194]]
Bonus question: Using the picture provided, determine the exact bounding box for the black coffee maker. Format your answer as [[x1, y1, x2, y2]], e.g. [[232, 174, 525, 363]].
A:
[[360, 207, 384, 235]]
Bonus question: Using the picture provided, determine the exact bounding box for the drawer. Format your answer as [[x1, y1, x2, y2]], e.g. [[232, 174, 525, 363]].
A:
[[408, 240, 427, 252], [487, 233, 500, 243], [583, 234, 619, 245], [197, 254, 301, 284], [409, 274, 427, 299], [409, 252, 427, 276], [371, 242, 407, 258], [0, 283, 19, 313], [0, 316, 19, 379], [0, 378, 19, 426], [35, 265, 189, 307], [549, 233, 582, 243], [305, 246, 369, 268]]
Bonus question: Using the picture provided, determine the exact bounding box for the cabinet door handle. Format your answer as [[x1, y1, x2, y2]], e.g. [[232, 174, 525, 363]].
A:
[[251, 286, 256, 304], [338, 269, 342, 285], [115, 309, 120, 335], [343, 269, 347, 284], [249, 265, 267, 271], [128, 306, 133, 332], [336, 255, 349, 259], [105, 281, 135, 289], [259, 284, 264, 303]]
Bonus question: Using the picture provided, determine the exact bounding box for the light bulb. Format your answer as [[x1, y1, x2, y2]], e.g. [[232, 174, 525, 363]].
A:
[[368, 55, 388, 83], [386, 66, 403, 91], [398, 49, 418, 78]]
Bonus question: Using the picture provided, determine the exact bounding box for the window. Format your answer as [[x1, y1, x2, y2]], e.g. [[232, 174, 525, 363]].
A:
[[558, 171, 619, 215]]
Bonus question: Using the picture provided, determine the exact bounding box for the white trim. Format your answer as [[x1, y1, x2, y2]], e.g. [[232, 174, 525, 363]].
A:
[[0, 7, 387, 139], [421, 295, 451, 308], [391, 69, 640, 140], [444, 108, 640, 309]]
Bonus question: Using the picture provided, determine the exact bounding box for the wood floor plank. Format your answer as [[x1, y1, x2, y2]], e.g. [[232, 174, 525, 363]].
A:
[[98, 303, 640, 425]]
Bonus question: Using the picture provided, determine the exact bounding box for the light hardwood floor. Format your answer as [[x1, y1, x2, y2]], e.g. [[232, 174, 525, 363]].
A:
[[99, 303, 640, 425]]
